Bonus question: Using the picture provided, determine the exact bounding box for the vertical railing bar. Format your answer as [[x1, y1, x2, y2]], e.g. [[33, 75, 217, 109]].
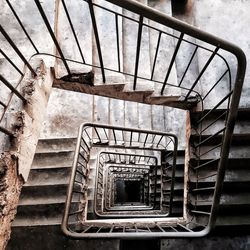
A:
[[6, 0, 39, 54], [0, 126, 15, 137], [77, 159, 87, 168], [0, 49, 24, 76], [161, 32, 184, 95], [94, 127, 102, 142], [178, 45, 198, 86], [197, 91, 233, 124], [61, 0, 86, 63], [156, 135, 164, 147], [109, 224, 114, 233], [138, 155, 141, 163], [80, 144, 88, 154], [0, 75, 26, 102], [177, 223, 193, 232], [108, 153, 111, 161], [185, 46, 220, 100], [133, 15, 143, 90], [156, 223, 165, 232], [83, 225, 92, 233], [112, 129, 117, 144], [169, 226, 178, 232], [84, 129, 91, 140], [87, 0, 105, 83], [151, 134, 156, 144], [0, 25, 37, 76], [79, 150, 88, 162], [134, 223, 138, 232], [132, 155, 136, 163], [151, 31, 162, 80], [200, 110, 227, 134], [103, 128, 109, 140], [130, 131, 133, 146], [144, 133, 149, 147], [202, 69, 229, 101], [165, 138, 173, 149], [34, 0, 71, 75], [115, 13, 121, 72], [0, 100, 7, 108]]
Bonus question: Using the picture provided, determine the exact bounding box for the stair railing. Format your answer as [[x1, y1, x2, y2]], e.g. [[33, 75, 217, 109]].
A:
[[95, 151, 159, 217], [62, 122, 178, 237]]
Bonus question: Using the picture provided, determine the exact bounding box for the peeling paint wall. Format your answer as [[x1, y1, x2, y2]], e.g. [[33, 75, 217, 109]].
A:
[[0, 154, 23, 250]]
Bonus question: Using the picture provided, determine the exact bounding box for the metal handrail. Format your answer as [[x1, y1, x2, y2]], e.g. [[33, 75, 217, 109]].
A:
[[95, 151, 159, 216], [97, 164, 153, 217], [62, 122, 178, 236]]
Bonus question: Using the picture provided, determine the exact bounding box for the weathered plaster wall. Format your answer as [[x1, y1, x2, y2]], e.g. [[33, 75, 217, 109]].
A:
[[193, 0, 250, 108]]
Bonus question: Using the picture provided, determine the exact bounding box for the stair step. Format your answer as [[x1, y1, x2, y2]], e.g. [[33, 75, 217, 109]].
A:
[[13, 202, 79, 227], [191, 133, 250, 146], [32, 151, 74, 168], [36, 137, 77, 153], [8, 225, 120, 249], [189, 169, 250, 183], [190, 158, 250, 170], [20, 184, 68, 199], [25, 167, 71, 186]]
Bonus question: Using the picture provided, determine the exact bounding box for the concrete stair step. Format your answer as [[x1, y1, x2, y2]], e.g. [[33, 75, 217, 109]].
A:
[[149, 95, 198, 110], [193, 145, 250, 159], [19, 184, 68, 205], [25, 167, 71, 186], [8, 226, 120, 250], [20, 184, 68, 199], [189, 168, 250, 183], [190, 158, 250, 170], [191, 109, 250, 135], [191, 133, 250, 146], [217, 214, 250, 226], [32, 151, 74, 168], [191, 109, 250, 122], [13, 202, 79, 227], [36, 137, 77, 153]]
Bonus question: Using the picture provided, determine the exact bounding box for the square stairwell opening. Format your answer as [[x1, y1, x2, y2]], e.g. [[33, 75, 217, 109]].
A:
[[115, 179, 142, 204]]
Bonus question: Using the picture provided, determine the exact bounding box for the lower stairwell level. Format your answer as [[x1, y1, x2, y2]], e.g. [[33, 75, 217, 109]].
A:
[[8, 108, 250, 245]]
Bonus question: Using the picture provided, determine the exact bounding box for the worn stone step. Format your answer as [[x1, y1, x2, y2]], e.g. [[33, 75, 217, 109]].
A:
[[191, 109, 250, 122], [19, 185, 68, 205], [189, 168, 250, 183], [13, 202, 78, 227], [190, 158, 250, 170], [191, 133, 250, 147], [36, 137, 77, 153], [191, 192, 250, 207], [8, 225, 120, 250], [192, 145, 250, 159], [25, 167, 71, 186], [217, 214, 250, 226], [32, 151, 74, 168]]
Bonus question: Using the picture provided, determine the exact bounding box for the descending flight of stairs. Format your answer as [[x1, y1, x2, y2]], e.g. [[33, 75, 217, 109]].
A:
[[8, 108, 250, 249]]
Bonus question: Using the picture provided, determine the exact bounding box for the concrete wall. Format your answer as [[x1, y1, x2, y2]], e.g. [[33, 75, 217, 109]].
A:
[[192, 0, 250, 108]]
